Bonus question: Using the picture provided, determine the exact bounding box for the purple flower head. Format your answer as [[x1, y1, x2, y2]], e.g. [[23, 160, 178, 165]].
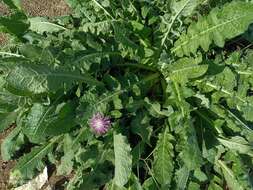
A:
[[89, 113, 111, 135]]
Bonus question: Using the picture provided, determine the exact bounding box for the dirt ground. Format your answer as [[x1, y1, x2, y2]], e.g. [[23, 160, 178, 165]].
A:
[[22, 0, 71, 17], [0, 1, 71, 189], [0, 126, 71, 190], [0, 126, 16, 190], [0, 0, 71, 46], [0, 33, 8, 46]]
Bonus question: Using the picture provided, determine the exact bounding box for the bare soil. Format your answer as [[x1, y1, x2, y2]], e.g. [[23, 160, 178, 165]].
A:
[[0, 0, 71, 17], [22, 0, 71, 17], [0, 126, 16, 190], [0, 33, 8, 46], [0, 0, 71, 45], [0, 2, 9, 45], [0, 3, 9, 16]]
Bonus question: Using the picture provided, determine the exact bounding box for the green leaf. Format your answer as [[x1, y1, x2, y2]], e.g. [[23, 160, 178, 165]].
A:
[[18, 44, 54, 64], [188, 182, 200, 190], [1, 126, 25, 161], [77, 73, 159, 125], [10, 136, 61, 182], [212, 67, 236, 93], [208, 181, 223, 190], [0, 111, 18, 132], [73, 50, 119, 64], [0, 77, 24, 113], [193, 169, 208, 182], [2, 0, 22, 10], [152, 126, 174, 186], [105, 181, 127, 190], [172, 1, 253, 56], [114, 133, 132, 187], [81, 20, 116, 35], [217, 136, 253, 156], [22, 102, 76, 143], [108, 173, 142, 190], [77, 90, 108, 125], [217, 160, 244, 190], [163, 56, 208, 83], [75, 145, 99, 169], [125, 174, 142, 190], [29, 17, 67, 34], [67, 162, 113, 190], [240, 105, 253, 122], [179, 122, 203, 170], [131, 112, 152, 145], [1, 0, 253, 188], [113, 23, 140, 59], [5, 64, 102, 96], [0, 12, 29, 37], [223, 151, 252, 189], [57, 135, 75, 175], [175, 166, 190, 190], [144, 97, 174, 118], [0, 93, 20, 113], [131, 142, 145, 166], [142, 178, 158, 190], [161, 0, 203, 46]]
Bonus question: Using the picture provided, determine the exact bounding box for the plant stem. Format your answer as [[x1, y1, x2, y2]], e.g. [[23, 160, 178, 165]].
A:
[[0, 52, 24, 57], [91, 0, 114, 19]]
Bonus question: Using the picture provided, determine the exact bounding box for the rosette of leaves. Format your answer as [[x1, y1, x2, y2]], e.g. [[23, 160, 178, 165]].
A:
[[0, 0, 253, 189]]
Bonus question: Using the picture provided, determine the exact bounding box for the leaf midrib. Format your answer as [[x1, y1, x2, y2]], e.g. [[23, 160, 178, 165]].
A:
[[172, 13, 253, 53], [15, 136, 61, 171], [74, 51, 119, 63], [32, 104, 55, 139], [12, 69, 101, 85], [161, 0, 192, 46], [171, 64, 207, 74], [161, 128, 167, 183], [31, 21, 67, 30]]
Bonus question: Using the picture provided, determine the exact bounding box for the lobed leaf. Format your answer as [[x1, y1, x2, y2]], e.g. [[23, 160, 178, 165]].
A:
[[0, 12, 29, 37], [22, 102, 76, 143], [172, 1, 253, 56], [113, 132, 132, 187], [217, 136, 253, 156], [217, 160, 244, 190], [10, 136, 62, 182], [0, 111, 18, 132], [175, 166, 190, 190], [5, 64, 101, 96], [152, 126, 174, 187], [162, 56, 208, 83], [1, 126, 24, 161], [29, 17, 67, 34], [161, 0, 204, 46]]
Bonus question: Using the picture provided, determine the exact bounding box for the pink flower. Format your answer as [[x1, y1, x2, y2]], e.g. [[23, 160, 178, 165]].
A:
[[89, 113, 111, 135]]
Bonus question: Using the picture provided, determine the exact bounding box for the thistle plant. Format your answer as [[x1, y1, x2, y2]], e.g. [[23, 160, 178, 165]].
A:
[[89, 113, 111, 135], [0, 0, 253, 189]]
